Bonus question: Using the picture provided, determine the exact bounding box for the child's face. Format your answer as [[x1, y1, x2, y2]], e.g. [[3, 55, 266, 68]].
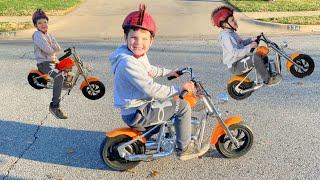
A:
[[226, 16, 238, 30], [35, 18, 48, 33], [126, 29, 153, 56]]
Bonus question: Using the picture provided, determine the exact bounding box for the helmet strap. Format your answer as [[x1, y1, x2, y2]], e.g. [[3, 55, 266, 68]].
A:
[[226, 21, 236, 31]]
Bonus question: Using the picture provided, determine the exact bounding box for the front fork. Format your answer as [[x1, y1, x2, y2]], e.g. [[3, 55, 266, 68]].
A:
[[202, 96, 240, 148]]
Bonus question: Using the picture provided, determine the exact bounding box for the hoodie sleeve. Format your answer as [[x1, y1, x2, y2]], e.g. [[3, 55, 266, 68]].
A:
[[50, 35, 61, 52], [118, 59, 181, 99], [241, 38, 253, 46], [32, 32, 58, 55], [221, 34, 251, 64], [149, 65, 172, 78]]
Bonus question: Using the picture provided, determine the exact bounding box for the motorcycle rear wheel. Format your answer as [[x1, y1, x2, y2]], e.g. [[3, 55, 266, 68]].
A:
[[227, 80, 253, 100], [100, 135, 145, 171], [27, 73, 47, 89]]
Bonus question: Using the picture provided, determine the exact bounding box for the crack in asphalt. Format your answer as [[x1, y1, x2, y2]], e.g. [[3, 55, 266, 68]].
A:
[[3, 113, 49, 180]]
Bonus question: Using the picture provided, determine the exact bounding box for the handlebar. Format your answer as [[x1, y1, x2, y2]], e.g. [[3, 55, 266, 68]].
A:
[[59, 47, 74, 61], [167, 70, 184, 80], [64, 48, 72, 53], [179, 90, 189, 99], [166, 67, 195, 99], [250, 33, 263, 53]]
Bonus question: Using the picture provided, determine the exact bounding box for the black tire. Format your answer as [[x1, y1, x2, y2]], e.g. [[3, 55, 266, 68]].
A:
[[82, 81, 105, 100], [227, 80, 253, 100], [100, 135, 145, 171], [289, 54, 314, 78], [27, 73, 47, 89], [215, 123, 253, 158]]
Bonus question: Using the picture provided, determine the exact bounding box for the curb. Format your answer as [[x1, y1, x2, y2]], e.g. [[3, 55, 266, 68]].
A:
[[251, 19, 320, 32], [0, 31, 16, 38]]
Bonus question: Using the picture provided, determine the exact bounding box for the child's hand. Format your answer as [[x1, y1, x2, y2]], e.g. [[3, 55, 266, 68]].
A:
[[250, 41, 258, 49], [167, 68, 180, 78], [181, 81, 195, 93]]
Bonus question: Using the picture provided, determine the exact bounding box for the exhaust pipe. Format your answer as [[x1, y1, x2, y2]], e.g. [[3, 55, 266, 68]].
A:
[[125, 148, 174, 161]]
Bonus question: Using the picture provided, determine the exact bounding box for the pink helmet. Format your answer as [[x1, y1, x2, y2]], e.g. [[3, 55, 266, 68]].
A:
[[122, 4, 157, 36], [211, 6, 233, 27], [32, 9, 49, 25]]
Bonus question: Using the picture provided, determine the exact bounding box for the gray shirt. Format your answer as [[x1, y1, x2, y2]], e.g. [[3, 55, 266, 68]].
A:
[[32, 31, 61, 64], [109, 45, 181, 115], [218, 29, 252, 68]]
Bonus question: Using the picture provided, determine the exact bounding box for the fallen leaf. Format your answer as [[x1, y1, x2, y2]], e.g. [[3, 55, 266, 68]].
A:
[[148, 170, 159, 178], [126, 169, 136, 174]]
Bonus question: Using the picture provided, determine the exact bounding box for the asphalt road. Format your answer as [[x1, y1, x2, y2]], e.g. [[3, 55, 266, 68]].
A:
[[0, 34, 319, 179]]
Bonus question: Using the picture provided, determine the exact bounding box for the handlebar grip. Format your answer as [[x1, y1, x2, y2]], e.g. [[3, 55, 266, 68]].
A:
[[167, 70, 184, 81], [179, 90, 188, 99], [64, 48, 71, 53]]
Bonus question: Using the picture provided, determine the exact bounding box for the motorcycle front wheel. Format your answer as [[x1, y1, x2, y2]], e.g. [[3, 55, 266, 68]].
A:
[[289, 54, 314, 78], [82, 81, 105, 100], [215, 123, 253, 158]]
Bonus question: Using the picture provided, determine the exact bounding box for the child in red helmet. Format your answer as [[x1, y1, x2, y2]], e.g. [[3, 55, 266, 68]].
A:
[[109, 4, 210, 161], [211, 6, 281, 85], [32, 9, 67, 119]]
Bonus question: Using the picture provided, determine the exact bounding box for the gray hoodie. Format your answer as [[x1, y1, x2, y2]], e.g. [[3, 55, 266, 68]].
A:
[[109, 45, 181, 115], [218, 29, 252, 68], [32, 31, 61, 64]]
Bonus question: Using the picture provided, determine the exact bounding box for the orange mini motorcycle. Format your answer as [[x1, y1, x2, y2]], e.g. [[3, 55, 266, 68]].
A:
[[227, 32, 315, 100], [101, 67, 253, 171], [27, 47, 105, 100]]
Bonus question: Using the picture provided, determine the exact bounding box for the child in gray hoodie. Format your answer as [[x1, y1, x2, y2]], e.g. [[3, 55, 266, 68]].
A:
[[211, 6, 281, 85], [32, 9, 67, 119], [109, 4, 210, 161]]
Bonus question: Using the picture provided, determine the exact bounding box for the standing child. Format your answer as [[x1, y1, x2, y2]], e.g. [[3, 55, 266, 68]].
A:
[[109, 4, 210, 160], [32, 9, 67, 119], [211, 6, 281, 85]]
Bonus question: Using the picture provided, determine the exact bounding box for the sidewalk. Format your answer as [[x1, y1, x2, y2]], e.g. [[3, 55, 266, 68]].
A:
[[1, 0, 320, 40]]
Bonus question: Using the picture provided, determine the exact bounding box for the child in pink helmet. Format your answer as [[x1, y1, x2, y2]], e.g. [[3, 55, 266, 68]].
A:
[[32, 9, 67, 119], [109, 4, 210, 160], [211, 6, 281, 85]]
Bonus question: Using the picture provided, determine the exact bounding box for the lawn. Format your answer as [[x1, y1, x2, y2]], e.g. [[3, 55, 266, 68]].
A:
[[228, 0, 320, 12], [0, 0, 83, 16], [259, 16, 320, 25], [0, 22, 33, 32]]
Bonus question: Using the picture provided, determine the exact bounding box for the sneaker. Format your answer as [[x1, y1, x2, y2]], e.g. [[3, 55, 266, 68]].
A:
[[49, 106, 68, 119], [265, 74, 282, 86], [177, 139, 210, 161]]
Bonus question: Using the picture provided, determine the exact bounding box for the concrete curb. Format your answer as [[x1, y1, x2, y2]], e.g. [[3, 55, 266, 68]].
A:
[[0, 31, 16, 39], [251, 19, 320, 32]]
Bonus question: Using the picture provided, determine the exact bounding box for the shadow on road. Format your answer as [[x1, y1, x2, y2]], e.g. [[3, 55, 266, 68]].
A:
[[0, 119, 112, 170]]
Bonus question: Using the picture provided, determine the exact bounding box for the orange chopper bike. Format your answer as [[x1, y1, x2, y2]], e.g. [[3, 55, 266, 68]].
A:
[[100, 67, 253, 171]]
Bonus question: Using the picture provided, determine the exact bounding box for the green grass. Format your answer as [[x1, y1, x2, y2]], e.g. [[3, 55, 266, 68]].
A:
[[228, 0, 320, 12], [0, 0, 83, 16], [0, 22, 33, 32], [259, 16, 320, 25]]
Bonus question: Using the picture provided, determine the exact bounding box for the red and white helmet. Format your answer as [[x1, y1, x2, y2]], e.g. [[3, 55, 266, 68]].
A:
[[211, 6, 233, 27], [32, 9, 49, 25], [122, 4, 157, 36]]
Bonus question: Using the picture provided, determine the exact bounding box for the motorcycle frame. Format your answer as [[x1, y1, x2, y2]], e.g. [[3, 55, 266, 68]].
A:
[[234, 33, 305, 94], [33, 47, 96, 93], [116, 68, 240, 161]]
